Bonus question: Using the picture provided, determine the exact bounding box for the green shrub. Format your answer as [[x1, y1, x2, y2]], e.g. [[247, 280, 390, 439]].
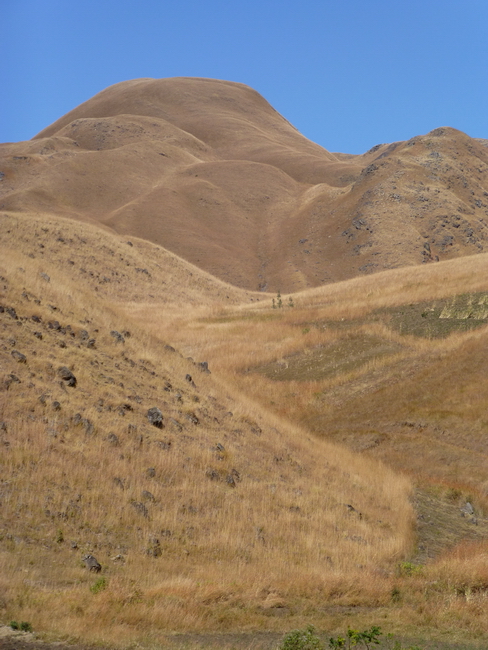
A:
[[90, 576, 108, 594], [279, 625, 424, 650], [397, 561, 423, 577], [279, 625, 322, 650], [9, 620, 33, 632], [329, 626, 382, 649]]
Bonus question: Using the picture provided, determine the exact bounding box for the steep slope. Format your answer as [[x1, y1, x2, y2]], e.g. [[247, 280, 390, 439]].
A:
[[1, 77, 487, 292], [0, 212, 414, 643]]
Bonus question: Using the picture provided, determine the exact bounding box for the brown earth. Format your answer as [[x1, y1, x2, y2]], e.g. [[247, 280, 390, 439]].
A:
[[1, 77, 488, 292]]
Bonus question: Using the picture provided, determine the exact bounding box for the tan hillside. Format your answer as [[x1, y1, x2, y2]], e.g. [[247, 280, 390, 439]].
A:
[[1, 78, 488, 292], [2, 211, 488, 646], [3, 80, 488, 648], [0, 211, 416, 646]]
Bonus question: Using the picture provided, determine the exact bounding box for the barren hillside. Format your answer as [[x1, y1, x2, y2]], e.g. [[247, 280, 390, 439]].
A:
[[1, 77, 488, 292]]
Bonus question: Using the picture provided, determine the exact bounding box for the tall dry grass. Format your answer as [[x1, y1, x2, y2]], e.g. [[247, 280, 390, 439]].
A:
[[0, 405, 415, 643], [0, 235, 418, 645], [5, 210, 488, 644]]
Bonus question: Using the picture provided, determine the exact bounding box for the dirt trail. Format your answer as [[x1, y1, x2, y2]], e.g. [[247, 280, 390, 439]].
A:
[[0, 627, 485, 650]]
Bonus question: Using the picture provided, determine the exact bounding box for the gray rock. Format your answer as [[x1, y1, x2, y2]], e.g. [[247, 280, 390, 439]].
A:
[[83, 554, 101, 573], [5, 374, 21, 389], [11, 350, 26, 363], [226, 474, 237, 487], [107, 433, 120, 446], [206, 468, 220, 481], [58, 366, 77, 387], [73, 414, 94, 435], [185, 412, 199, 425], [147, 407, 163, 428], [48, 320, 61, 331], [110, 330, 125, 343], [131, 501, 149, 518]]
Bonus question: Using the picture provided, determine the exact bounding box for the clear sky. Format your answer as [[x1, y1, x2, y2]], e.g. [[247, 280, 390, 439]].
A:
[[3, 0, 487, 154]]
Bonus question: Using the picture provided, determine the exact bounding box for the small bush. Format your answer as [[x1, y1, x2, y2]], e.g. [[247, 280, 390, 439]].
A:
[[90, 576, 108, 594], [397, 561, 423, 577], [279, 625, 424, 650], [329, 626, 382, 649], [279, 625, 322, 650], [9, 621, 33, 632]]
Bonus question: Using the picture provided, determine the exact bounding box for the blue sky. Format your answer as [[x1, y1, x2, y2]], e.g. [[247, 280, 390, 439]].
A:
[[3, 0, 487, 153]]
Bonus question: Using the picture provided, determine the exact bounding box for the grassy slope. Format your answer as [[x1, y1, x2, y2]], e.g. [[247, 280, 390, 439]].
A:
[[131, 252, 488, 645], [1, 213, 414, 647], [2, 215, 488, 646]]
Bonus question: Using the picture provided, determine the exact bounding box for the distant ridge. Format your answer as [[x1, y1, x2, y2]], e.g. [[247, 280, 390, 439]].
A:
[[1, 77, 488, 291]]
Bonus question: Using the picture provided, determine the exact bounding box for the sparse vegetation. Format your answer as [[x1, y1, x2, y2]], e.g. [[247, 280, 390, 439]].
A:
[[90, 576, 108, 594], [279, 625, 322, 650], [9, 620, 33, 632], [279, 625, 424, 650], [397, 562, 423, 577], [3, 205, 488, 648]]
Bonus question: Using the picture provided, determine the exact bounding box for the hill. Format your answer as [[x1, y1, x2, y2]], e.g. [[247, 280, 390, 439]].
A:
[[2, 79, 488, 648], [0, 211, 415, 645], [1, 78, 488, 292]]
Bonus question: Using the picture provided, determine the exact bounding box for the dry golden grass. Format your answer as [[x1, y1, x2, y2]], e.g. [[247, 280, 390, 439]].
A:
[[3, 80, 488, 647], [136, 253, 488, 481], [4, 211, 488, 646], [0, 213, 421, 646], [118, 247, 488, 644]]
